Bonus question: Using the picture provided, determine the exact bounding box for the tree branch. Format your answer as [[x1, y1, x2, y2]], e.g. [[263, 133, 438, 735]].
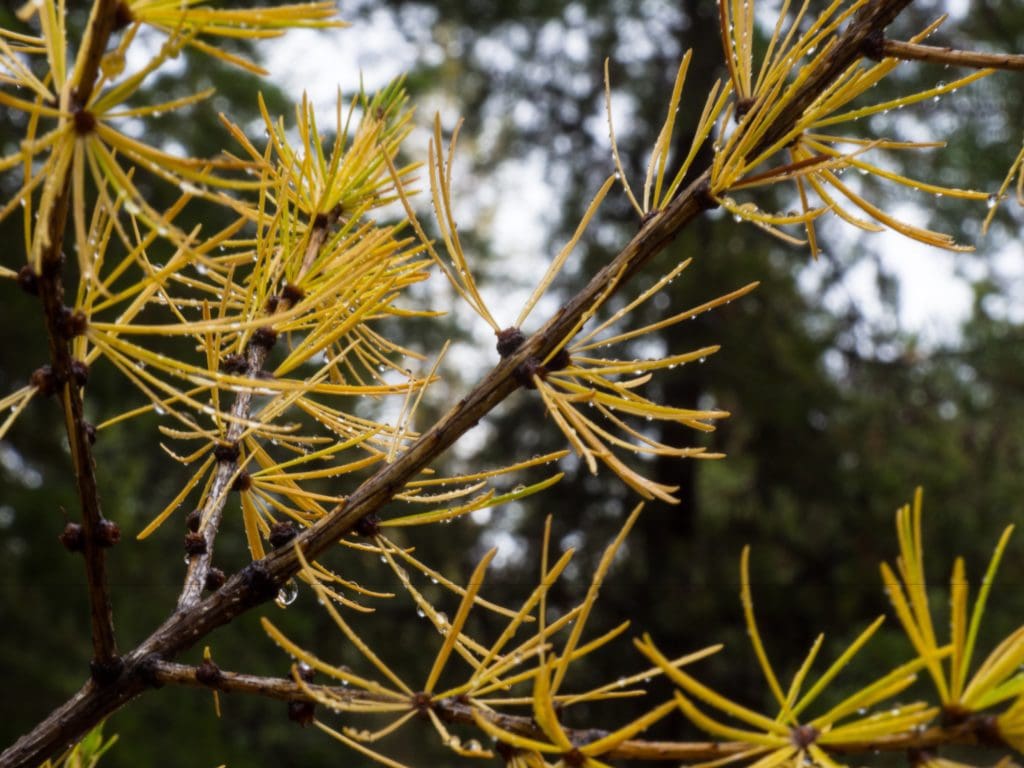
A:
[[1, 0, 933, 764], [149, 661, 1008, 762], [176, 341, 268, 610], [32, 0, 124, 677], [881, 38, 1024, 71], [177, 211, 339, 609]]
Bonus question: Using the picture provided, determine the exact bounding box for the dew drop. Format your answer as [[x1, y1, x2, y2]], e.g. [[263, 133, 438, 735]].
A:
[[275, 578, 298, 607], [987, 194, 998, 209]]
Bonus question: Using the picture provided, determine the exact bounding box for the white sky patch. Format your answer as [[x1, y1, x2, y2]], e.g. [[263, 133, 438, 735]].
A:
[[263, 8, 438, 114]]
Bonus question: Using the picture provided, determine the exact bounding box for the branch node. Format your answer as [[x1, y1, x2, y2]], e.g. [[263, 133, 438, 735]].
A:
[[411, 691, 434, 718], [60, 307, 88, 338], [195, 659, 223, 688], [268, 521, 297, 549], [40, 250, 65, 278], [72, 108, 97, 136], [287, 700, 315, 727], [95, 519, 121, 548], [220, 353, 248, 374], [514, 358, 543, 389], [89, 655, 124, 685], [694, 179, 720, 211], [735, 96, 756, 120], [232, 470, 252, 492], [496, 326, 526, 358], [112, 0, 134, 30], [70, 359, 89, 388], [562, 748, 586, 767], [241, 561, 279, 605], [16, 265, 39, 295], [213, 442, 240, 463], [31, 364, 63, 397], [59, 522, 85, 553], [863, 28, 886, 61], [789, 724, 819, 749], [353, 513, 380, 537], [974, 714, 1004, 747], [184, 532, 207, 556], [249, 327, 278, 350], [185, 509, 202, 532], [137, 653, 164, 688], [204, 567, 226, 592], [280, 283, 305, 305], [286, 663, 317, 726], [546, 347, 571, 373]]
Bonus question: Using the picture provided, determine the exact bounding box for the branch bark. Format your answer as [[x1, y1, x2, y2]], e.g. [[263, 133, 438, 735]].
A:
[[149, 661, 1008, 762], [176, 342, 268, 609], [33, 0, 124, 677], [2, 0, 927, 764], [178, 212, 337, 609], [881, 38, 1024, 71]]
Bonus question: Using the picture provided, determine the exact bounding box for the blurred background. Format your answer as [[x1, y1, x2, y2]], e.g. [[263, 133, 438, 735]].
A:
[[1, 0, 1023, 765]]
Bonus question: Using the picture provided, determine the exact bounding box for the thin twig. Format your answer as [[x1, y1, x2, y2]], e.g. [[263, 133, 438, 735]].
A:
[[882, 38, 1024, 71], [177, 213, 336, 609], [33, 0, 124, 676], [175, 341, 267, 610], [151, 661, 1006, 761]]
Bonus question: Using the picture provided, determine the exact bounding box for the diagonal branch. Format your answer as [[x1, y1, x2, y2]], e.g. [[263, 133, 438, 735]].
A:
[[0, 0, 926, 764]]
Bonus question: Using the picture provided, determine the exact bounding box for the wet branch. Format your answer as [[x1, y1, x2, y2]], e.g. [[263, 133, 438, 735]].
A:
[[177, 212, 339, 610], [150, 661, 1007, 762], [881, 38, 1024, 72], [32, 0, 125, 678]]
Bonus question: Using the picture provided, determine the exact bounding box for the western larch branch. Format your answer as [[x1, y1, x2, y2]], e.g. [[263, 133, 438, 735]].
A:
[[31, 0, 125, 679], [9, 1, 1017, 766]]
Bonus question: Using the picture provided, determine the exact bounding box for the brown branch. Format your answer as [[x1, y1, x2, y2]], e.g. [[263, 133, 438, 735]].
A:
[[882, 38, 1024, 72], [32, 0, 124, 678], [0, 0, 931, 764], [176, 341, 268, 610], [149, 662, 1007, 762], [178, 213, 335, 609]]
